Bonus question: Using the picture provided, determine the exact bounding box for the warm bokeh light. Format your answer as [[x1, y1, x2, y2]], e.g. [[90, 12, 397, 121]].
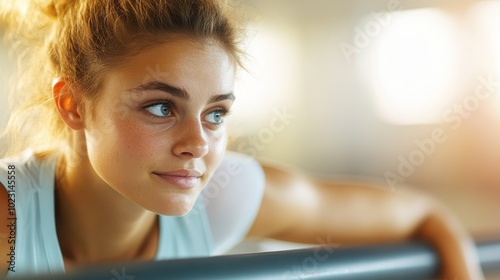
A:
[[229, 23, 300, 135], [366, 8, 461, 125], [470, 1, 500, 109]]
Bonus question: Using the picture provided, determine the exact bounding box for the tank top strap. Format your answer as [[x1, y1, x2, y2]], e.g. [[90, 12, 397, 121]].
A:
[[155, 197, 214, 260]]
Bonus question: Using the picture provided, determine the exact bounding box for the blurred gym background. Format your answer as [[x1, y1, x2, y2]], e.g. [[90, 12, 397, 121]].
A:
[[227, 0, 500, 240], [1, 0, 499, 253], [229, 0, 500, 236]]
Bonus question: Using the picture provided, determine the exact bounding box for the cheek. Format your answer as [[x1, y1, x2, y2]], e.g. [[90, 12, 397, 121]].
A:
[[212, 133, 227, 156], [206, 130, 228, 171], [86, 117, 164, 175], [113, 120, 167, 165]]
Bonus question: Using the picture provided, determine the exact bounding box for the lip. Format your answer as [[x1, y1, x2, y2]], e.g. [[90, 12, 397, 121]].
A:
[[153, 169, 202, 189]]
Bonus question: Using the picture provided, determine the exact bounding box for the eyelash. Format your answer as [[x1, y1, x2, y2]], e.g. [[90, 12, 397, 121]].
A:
[[210, 107, 231, 127], [143, 100, 174, 120], [143, 100, 231, 126]]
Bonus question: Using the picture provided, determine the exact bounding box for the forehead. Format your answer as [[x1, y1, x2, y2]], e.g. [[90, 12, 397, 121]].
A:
[[100, 37, 236, 97]]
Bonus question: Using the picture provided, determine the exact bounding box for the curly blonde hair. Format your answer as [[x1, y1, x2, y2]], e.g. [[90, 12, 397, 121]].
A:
[[0, 0, 245, 157]]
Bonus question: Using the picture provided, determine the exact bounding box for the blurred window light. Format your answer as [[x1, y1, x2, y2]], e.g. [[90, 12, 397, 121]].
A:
[[470, 1, 500, 107], [229, 23, 300, 135], [364, 9, 461, 125]]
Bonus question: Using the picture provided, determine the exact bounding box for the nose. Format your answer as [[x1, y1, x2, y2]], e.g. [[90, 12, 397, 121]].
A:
[[172, 118, 209, 159]]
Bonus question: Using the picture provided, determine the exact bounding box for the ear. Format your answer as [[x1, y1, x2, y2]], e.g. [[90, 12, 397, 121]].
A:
[[53, 78, 85, 130]]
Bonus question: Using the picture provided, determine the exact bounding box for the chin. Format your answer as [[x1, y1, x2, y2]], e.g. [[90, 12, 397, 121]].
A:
[[150, 193, 198, 216]]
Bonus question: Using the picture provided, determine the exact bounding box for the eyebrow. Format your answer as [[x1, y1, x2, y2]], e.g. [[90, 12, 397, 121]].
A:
[[127, 81, 235, 103], [209, 93, 235, 103]]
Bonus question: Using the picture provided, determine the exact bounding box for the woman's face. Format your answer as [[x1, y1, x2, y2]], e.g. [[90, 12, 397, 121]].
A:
[[83, 37, 235, 216]]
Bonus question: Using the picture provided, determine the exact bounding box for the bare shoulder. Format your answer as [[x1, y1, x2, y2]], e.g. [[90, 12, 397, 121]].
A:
[[0, 183, 12, 275], [246, 161, 317, 239]]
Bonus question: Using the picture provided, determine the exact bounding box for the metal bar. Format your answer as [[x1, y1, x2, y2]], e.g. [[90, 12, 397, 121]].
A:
[[7, 240, 500, 280]]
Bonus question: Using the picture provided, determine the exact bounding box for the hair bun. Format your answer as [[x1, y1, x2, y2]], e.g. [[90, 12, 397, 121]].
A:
[[44, 0, 72, 18]]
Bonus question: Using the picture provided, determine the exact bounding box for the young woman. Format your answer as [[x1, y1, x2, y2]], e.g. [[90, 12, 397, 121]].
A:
[[0, 0, 484, 279]]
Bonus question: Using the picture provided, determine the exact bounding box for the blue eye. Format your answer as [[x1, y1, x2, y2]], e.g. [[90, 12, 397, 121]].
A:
[[205, 110, 225, 125], [145, 103, 171, 117]]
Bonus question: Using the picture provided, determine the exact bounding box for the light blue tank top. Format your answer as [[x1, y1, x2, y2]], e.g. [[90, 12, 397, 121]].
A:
[[0, 151, 265, 278]]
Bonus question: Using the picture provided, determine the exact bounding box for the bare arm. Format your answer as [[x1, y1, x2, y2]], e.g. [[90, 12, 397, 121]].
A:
[[0, 184, 10, 276], [247, 163, 484, 280]]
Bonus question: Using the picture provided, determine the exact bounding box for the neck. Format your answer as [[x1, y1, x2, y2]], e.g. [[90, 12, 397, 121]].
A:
[[54, 152, 159, 268]]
